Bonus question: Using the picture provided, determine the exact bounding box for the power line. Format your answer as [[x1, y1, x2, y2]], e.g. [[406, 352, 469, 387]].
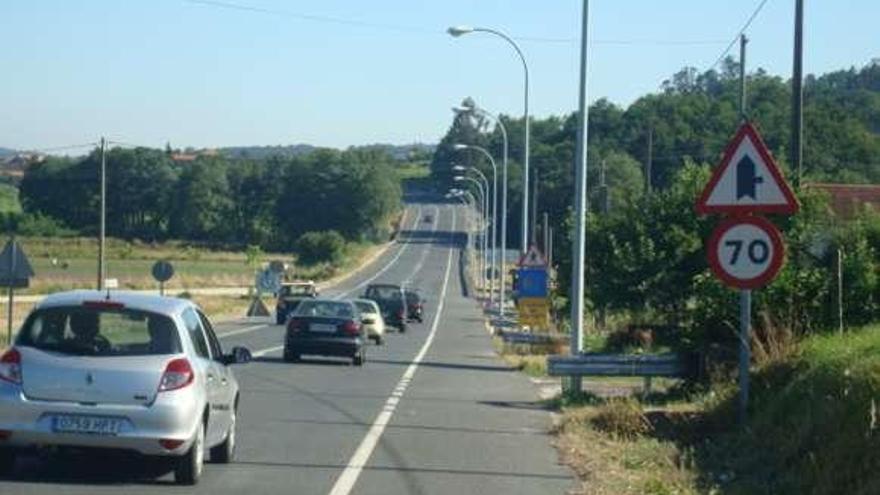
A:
[[707, 0, 769, 71], [183, 0, 727, 46]]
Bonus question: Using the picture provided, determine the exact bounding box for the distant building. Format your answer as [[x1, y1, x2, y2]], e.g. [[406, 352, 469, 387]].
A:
[[806, 183, 880, 218], [0, 153, 45, 180]]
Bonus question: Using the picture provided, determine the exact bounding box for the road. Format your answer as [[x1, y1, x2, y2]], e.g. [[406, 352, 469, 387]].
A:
[[0, 193, 573, 494]]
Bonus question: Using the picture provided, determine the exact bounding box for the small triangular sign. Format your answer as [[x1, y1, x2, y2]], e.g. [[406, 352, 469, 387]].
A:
[[0, 240, 34, 280], [246, 297, 271, 317], [518, 246, 547, 267], [695, 122, 799, 215]]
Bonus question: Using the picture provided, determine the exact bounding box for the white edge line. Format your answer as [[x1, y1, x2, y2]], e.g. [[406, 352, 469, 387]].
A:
[[327, 205, 457, 495]]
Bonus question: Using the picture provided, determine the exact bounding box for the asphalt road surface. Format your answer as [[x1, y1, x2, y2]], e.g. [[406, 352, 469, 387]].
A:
[[0, 193, 573, 494]]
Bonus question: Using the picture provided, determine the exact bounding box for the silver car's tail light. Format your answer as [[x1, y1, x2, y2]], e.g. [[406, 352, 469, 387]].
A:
[[158, 358, 194, 392], [0, 348, 22, 385], [159, 439, 185, 450]]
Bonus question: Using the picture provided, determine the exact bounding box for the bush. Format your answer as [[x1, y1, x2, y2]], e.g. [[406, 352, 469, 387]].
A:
[[295, 231, 347, 265], [0, 212, 77, 237], [590, 398, 652, 440]]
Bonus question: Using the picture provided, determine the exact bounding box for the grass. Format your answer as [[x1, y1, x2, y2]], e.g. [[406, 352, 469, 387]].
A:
[[0, 183, 21, 214], [8, 235, 385, 295], [551, 325, 880, 495]]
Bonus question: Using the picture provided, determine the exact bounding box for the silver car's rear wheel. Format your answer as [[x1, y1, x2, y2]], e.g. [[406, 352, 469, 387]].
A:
[[0, 449, 15, 475], [211, 407, 236, 463], [175, 422, 205, 485]]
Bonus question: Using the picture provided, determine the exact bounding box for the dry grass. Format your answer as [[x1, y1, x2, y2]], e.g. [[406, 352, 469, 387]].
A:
[[556, 400, 702, 495]]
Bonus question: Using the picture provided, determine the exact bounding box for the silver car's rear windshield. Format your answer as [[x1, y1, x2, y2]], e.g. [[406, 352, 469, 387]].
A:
[[16, 306, 183, 357], [294, 300, 355, 318], [354, 301, 377, 314]]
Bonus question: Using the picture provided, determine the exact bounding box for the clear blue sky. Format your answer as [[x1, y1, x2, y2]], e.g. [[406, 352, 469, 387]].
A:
[[2, 0, 878, 151]]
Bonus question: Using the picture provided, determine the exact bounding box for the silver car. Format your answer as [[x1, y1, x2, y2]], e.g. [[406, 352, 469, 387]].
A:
[[0, 291, 251, 485]]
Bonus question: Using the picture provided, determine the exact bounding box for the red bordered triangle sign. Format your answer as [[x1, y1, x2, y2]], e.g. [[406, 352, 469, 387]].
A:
[[518, 246, 547, 268], [695, 122, 798, 215]]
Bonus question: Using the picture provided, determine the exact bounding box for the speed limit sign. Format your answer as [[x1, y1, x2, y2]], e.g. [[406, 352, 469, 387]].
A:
[[707, 215, 784, 289]]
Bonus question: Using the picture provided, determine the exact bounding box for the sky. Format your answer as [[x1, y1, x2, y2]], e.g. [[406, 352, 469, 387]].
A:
[[2, 0, 878, 152]]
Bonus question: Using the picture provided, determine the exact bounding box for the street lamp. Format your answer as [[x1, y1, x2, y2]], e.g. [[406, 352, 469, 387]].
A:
[[449, 188, 481, 269], [454, 176, 488, 289], [448, 25, 531, 253], [454, 165, 492, 300], [452, 139, 506, 316]]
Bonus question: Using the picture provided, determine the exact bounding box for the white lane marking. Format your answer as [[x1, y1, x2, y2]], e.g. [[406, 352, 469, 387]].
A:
[[327, 206, 457, 495], [401, 205, 440, 287], [252, 345, 285, 358], [217, 324, 269, 340], [333, 205, 435, 300]]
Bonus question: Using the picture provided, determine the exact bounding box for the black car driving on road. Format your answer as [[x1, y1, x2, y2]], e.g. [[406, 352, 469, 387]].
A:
[[404, 289, 424, 323], [363, 283, 407, 333], [283, 299, 366, 365]]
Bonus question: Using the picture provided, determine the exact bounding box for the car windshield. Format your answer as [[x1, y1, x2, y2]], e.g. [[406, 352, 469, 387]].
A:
[[354, 301, 377, 314], [16, 306, 182, 357], [281, 284, 313, 296], [366, 286, 402, 300], [294, 300, 355, 318]]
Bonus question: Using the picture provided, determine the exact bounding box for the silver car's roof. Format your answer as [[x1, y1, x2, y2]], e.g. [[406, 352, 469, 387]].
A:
[[35, 290, 197, 316]]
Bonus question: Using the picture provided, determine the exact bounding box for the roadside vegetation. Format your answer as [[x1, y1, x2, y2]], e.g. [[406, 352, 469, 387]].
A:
[[438, 60, 880, 493]]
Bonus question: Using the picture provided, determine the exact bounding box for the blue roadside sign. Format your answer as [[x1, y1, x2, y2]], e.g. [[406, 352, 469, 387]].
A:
[[517, 268, 548, 298]]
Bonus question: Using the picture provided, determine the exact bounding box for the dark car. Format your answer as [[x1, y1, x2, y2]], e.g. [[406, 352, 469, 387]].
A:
[[283, 299, 365, 365], [275, 281, 318, 325], [363, 284, 407, 333], [404, 289, 424, 323], [423, 214, 433, 223]]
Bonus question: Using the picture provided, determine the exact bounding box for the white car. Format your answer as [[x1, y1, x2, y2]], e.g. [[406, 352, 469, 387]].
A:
[[352, 299, 386, 345], [0, 290, 252, 485]]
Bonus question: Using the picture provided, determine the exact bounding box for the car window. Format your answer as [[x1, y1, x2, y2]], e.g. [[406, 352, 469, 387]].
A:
[[198, 311, 224, 361], [16, 306, 181, 356], [294, 300, 355, 318], [355, 301, 376, 313], [182, 308, 211, 359]]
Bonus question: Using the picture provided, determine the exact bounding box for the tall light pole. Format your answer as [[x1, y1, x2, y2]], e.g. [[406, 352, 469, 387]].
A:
[[98, 137, 106, 290], [568, 0, 591, 395], [454, 175, 488, 289], [453, 138, 507, 316], [454, 166, 491, 297], [448, 25, 530, 253]]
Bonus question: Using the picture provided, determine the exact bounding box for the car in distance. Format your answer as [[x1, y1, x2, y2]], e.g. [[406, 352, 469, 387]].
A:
[[352, 299, 386, 345], [284, 299, 366, 365], [423, 214, 433, 223], [0, 290, 252, 485], [275, 281, 319, 325], [404, 288, 424, 323], [363, 284, 407, 333]]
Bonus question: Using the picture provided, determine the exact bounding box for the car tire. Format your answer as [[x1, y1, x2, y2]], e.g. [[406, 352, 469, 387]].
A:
[[399, 324, 407, 333], [174, 422, 205, 485], [0, 448, 16, 476], [275, 312, 285, 325], [210, 406, 236, 464], [283, 346, 300, 363], [353, 350, 365, 366], [373, 335, 383, 346]]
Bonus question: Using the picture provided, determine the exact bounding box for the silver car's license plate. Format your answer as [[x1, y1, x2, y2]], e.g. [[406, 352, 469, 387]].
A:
[[51, 415, 123, 435], [311, 323, 337, 333]]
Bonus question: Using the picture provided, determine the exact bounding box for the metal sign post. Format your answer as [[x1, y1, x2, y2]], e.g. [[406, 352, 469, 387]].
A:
[[696, 119, 797, 425]]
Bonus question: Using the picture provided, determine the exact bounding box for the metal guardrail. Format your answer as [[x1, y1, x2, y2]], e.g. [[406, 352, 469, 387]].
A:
[[547, 353, 692, 378]]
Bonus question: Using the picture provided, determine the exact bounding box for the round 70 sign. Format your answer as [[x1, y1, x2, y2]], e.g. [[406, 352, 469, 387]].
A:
[[707, 216, 785, 289]]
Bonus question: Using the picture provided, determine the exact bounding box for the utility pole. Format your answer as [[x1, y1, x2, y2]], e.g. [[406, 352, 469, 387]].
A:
[[738, 33, 750, 426], [646, 126, 653, 193], [792, 0, 804, 188], [531, 169, 538, 248], [98, 137, 106, 290], [567, 0, 590, 396], [542, 212, 549, 259]]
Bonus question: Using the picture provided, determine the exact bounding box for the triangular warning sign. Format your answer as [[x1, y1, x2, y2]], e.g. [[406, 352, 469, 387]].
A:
[[695, 122, 798, 215], [0, 240, 34, 280], [518, 246, 547, 267]]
